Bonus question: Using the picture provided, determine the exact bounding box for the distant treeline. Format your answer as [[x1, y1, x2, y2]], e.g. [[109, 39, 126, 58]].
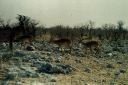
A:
[[0, 15, 128, 41], [37, 21, 128, 41]]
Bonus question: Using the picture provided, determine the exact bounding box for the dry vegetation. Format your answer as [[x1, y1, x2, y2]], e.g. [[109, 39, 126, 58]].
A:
[[0, 15, 128, 85]]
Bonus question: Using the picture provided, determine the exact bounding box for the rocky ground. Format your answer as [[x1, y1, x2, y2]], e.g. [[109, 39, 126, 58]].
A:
[[0, 40, 128, 85]]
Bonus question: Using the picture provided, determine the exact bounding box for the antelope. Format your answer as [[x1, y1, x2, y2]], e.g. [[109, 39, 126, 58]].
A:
[[15, 34, 34, 49], [80, 39, 101, 54], [49, 37, 72, 54]]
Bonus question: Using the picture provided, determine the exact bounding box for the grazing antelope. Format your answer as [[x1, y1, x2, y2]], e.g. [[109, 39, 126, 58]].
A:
[[49, 37, 72, 54]]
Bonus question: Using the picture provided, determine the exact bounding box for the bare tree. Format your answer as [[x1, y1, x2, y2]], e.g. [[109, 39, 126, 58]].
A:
[[16, 14, 38, 36]]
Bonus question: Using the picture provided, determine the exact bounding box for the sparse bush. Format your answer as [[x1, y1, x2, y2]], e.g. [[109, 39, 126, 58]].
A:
[[33, 61, 73, 74]]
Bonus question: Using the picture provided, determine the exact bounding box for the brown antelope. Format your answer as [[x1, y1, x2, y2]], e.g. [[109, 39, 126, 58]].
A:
[[49, 37, 72, 54], [15, 35, 34, 49], [80, 39, 101, 54]]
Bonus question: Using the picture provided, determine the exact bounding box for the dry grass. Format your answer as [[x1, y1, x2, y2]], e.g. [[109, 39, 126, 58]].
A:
[[0, 52, 128, 85]]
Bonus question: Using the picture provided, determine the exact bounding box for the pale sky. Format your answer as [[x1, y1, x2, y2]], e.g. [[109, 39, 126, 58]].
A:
[[0, 0, 128, 27]]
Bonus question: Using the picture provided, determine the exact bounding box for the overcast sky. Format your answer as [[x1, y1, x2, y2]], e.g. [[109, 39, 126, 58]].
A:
[[0, 0, 128, 27]]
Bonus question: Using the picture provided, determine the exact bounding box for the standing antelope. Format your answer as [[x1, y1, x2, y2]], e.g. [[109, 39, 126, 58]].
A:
[[49, 38, 72, 54], [80, 40, 101, 54], [15, 35, 34, 49]]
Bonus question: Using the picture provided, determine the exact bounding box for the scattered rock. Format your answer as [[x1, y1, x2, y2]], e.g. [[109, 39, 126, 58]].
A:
[[55, 59, 61, 63], [75, 59, 82, 63], [15, 81, 22, 85], [2, 53, 12, 62], [114, 72, 120, 76], [0, 38, 128, 84], [110, 81, 118, 85], [106, 64, 115, 69], [26, 46, 35, 51], [119, 69, 126, 73], [0, 43, 6, 49], [103, 45, 113, 53], [45, 57, 53, 62], [50, 79, 57, 82], [84, 67, 92, 73], [107, 53, 113, 57], [14, 50, 26, 57], [4, 72, 18, 80], [32, 61, 46, 69], [75, 51, 85, 57], [117, 61, 123, 64]]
